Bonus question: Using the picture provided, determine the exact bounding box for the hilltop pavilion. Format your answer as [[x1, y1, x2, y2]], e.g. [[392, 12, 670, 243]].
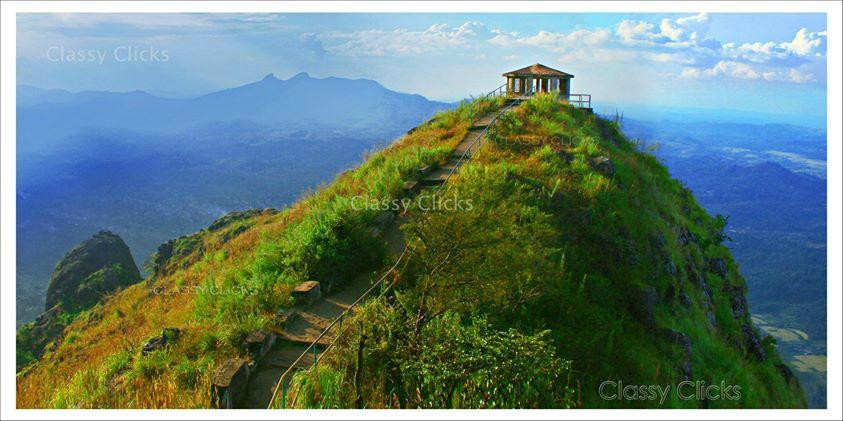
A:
[[503, 63, 573, 97]]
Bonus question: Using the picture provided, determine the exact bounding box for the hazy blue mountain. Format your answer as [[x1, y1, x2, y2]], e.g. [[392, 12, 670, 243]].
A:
[[16, 74, 450, 327], [17, 72, 448, 157], [596, 101, 826, 130]]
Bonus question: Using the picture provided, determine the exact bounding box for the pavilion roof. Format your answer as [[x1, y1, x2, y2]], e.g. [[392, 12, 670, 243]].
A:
[[503, 63, 574, 78]]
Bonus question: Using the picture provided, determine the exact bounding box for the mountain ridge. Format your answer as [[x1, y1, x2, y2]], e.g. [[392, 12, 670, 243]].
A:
[[16, 94, 805, 409]]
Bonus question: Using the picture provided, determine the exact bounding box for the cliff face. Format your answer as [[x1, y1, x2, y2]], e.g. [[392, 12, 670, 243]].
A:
[[17, 231, 141, 370], [45, 231, 141, 312], [15, 95, 805, 409]]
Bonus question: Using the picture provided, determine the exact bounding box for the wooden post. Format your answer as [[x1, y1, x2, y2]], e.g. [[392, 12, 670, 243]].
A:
[[355, 327, 367, 409]]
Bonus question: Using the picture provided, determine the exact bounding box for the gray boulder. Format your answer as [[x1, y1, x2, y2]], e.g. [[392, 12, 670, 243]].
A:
[[589, 156, 615, 176], [46, 231, 141, 312]]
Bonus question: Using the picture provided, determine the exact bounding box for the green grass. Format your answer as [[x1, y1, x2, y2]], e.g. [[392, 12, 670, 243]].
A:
[[17, 95, 506, 409], [289, 93, 806, 409], [19, 93, 803, 409]]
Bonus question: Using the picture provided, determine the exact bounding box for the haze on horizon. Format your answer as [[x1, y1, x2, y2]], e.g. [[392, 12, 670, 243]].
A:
[[17, 12, 827, 118]]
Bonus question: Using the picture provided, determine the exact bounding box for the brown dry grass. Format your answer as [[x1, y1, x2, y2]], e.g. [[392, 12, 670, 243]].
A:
[[16, 100, 488, 408]]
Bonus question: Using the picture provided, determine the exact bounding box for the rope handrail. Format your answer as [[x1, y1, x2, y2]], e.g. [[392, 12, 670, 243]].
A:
[[267, 87, 520, 409], [266, 247, 409, 408], [285, 252, 411, 409], [439, 100, 518, 190], [467, 83, 506, 122]]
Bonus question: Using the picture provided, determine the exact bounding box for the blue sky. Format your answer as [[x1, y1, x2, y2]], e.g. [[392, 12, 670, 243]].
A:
[[16, 13, 827, 117]]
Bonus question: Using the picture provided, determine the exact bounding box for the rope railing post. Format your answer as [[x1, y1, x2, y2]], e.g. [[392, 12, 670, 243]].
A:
[[266, 247, 409, 409]]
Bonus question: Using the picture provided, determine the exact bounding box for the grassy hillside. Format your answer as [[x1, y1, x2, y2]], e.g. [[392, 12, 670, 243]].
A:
[[16, 94, 804, 409], [15, 96, 505, 408], [284, 94, 806, 409]]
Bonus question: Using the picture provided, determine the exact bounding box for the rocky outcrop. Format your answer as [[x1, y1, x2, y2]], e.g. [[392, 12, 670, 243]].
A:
[[149, 234, 204, 278], [16, 305, 66, 369], [660, 328, 693, 381], [630, 286, 658, 328], [708, 257, 728, 277], [150, 208, 278, 278], [18, 231, 141, 370], [46, 231, 141, 312], [142, 327, 182, 355], [207, 208, 277, 232], [589, 156, 615, 176]]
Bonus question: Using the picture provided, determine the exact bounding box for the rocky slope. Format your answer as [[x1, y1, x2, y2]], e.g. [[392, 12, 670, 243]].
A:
[[17, 231, 141, 369]]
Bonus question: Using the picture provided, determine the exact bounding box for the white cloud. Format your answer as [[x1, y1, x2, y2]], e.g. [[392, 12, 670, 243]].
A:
[[682, 60, 760, 80], [19, 13, 290, 31], [311, 16, 825, 85], [707, 60, 760, 79], [317, 21, 496, 56], [781, 28, 826, 56], [722, 28, 826, 63], [616, 13, 712, 46], [616, 20, 655, 43], [681, 60, 815, 83], [763, 68, 816, 83]]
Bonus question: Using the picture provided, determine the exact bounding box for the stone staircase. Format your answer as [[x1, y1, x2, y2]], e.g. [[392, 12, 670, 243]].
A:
[[419, 107, 510, 188], [234, 103, 517, 409]]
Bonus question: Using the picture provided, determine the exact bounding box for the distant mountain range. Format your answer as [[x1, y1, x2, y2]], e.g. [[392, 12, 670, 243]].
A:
[[16, 73, 450, 326], [17, 72, 449, 157]]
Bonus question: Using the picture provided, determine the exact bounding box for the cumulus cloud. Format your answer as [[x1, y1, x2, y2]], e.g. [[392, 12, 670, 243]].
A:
[[722, 28, 827, 64], [318, 21, 498, 56], [781, 28, 826, 56], [310, 15, 825, 85], [492, 28, 612, 48], [681, 60, 816, 83], [616, 13, 714, 46], [682, 60, 760, 80]]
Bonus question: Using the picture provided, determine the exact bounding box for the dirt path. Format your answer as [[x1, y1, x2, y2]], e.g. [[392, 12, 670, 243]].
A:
[[242, 103, 515, 409]]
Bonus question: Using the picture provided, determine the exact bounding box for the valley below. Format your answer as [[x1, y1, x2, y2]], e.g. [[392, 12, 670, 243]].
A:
[[617, 115, 827, 408]]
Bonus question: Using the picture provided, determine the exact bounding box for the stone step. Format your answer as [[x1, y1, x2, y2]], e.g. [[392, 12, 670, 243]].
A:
[[420, 168, 451, 186], [240, 343, 316, 409], [277, 311, 335, 346]]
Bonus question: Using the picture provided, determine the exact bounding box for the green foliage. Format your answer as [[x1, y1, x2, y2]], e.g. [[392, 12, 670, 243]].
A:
[[400, 313, 574, 408], [292, 93, 805, 409]]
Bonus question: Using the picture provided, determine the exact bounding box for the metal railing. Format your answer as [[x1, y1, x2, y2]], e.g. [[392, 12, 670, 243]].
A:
[[466, 83, 506, 122], [440, 100, 519, 189], [481, 83, 506, 100], [266, 88, 520, 409], [563, 93, 591, 108], [267, 248, 408, 408]]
